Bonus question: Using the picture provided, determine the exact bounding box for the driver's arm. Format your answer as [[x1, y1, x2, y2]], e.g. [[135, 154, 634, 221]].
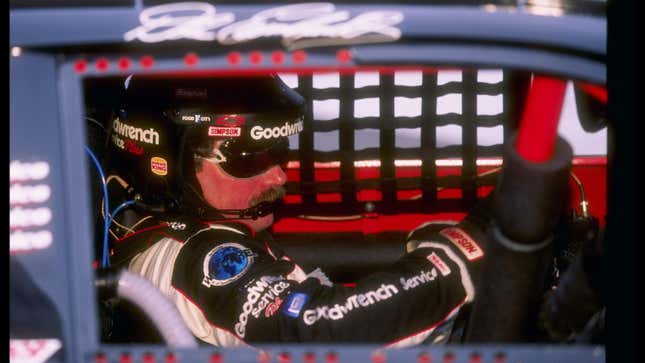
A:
[[169, 199, 491, 347]]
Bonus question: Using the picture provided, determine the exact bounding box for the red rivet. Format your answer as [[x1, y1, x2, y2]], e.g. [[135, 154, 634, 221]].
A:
[[271, 51, 285, 64], [249, 51, 263, 65], [74, 59, 87, 73], [278, 352, 291, 363], [303, 352, 316, 363], [292, 50, 307, 64], [95, 57, 110, 72], [142, 353, 156, 363], [140, 56, 155, 69], [165, 353, 178, 363], [95, 353, 108, 363], [119, 353, 133, 363], [494, 352, 507, 363], [325, 352, 338, 363], [210, 352, 223, 363], [469, 353, 482, 363], [371, 351, 386, 363], [227, 51, 242, 65], [336, 49, 352, 63], [184, 52, 199, 67], [443, 352, 455, 363], [117, 57, 131, 71], [417, 352, 432, 363], [257, 351, 271, 363]]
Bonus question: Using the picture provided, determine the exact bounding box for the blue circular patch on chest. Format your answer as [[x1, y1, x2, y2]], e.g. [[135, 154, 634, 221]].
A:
[[209, 245, 250, 281]]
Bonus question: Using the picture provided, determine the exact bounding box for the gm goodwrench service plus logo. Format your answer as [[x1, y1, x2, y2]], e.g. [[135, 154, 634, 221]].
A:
[[124, 2, 404, 50]]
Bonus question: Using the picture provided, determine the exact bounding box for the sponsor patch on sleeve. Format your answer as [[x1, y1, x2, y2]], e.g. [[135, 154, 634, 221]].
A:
[[202, 243, 255, 288], [427, 252, 452, 276], [439, 227, 484, 261], [282, 292, 309, 318]]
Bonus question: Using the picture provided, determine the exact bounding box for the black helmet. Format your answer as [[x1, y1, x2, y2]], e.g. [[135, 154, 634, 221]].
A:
[[104, 73, 305, 219]]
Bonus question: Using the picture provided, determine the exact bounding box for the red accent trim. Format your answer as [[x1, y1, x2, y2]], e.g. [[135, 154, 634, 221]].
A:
[[264, 240, 278, 260], [577, 81, 607, 104], [382, 298, 466, 348], [515, 75, 567, 163], [114, 223, 168, 243], [237, 221, 257, 238]]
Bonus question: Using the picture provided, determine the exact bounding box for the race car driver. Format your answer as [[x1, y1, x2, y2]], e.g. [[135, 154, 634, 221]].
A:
[[102, 73, 491, 347]]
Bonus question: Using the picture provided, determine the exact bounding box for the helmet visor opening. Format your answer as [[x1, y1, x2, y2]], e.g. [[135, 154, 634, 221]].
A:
[[217, 137, 290, 178]]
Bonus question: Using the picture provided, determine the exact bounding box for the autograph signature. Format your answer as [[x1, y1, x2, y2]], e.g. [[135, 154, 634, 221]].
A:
[[124, 2, 404, 50]]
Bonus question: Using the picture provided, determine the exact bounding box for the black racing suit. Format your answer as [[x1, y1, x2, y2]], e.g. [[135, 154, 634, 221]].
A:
[[110, 203, 490, 348]]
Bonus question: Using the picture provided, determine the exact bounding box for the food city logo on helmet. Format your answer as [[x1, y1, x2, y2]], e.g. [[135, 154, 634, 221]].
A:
[[124, 2, 404, 50], [250, 118, 304, 140], [150, 157, 168, 176], [113, 118, 160, 145], [208, 114, 246, 138], [181, 114, 212, 123], [202, 243, 255, 288]]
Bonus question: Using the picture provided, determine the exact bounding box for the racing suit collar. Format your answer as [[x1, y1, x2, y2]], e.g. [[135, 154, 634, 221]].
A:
[[203, 221, 256, 238]]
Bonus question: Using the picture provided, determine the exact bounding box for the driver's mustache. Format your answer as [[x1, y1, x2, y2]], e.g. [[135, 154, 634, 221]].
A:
[[250, 186, 286, 207]]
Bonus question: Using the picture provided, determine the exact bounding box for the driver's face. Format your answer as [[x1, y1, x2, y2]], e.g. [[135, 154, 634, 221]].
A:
[[195, 143, 288, 232]]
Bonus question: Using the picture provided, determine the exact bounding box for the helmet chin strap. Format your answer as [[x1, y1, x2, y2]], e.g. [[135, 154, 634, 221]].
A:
[[213, 201, 281, 220]]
